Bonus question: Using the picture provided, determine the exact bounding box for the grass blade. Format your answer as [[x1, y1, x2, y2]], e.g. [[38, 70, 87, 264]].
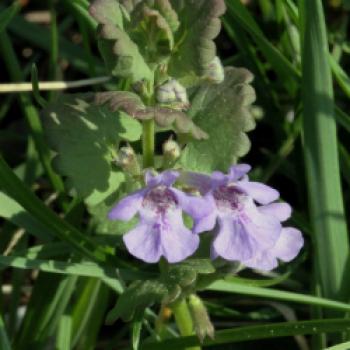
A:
[[141, 318, 350, 349], [225, 0, 300, 88], [56, 314, 72, 350], [0, 156, 116, 265], [325, 341, 350, 350], [0, 31, 64, 194], [206, 280, 350, 312], [0, 2, 20, 34], [299, 0, 349, 299], [0, 314, 11, 350], [70, 279, 103, 347]]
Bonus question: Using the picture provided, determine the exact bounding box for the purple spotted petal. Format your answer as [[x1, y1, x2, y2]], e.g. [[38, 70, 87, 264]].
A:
[[228, 164, 251, 181], [272, 227, 304, 262], [108, 189, 145, 221], [124, 209, 199, 263], [212, 217, 255, 261], [236, 181, 279, 204], [123, 223, 162, 263], [159, 210, 199, 263], [258, 202, 292, 222]]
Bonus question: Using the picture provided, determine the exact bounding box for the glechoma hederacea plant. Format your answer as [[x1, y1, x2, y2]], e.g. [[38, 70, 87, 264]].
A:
[[41, 0, 303, 343]]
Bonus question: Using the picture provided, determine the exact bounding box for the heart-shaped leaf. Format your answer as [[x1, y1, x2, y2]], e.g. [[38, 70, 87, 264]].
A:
[[90, 0, 153, 82], [168, 0, 226, 86], [180, 67, 256, 172], [42, 93, 142, 206]]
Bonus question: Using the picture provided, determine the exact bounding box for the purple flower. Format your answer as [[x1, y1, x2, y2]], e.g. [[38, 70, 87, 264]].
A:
[[183, 165, 303, 271], [108, 170, 210, 263]]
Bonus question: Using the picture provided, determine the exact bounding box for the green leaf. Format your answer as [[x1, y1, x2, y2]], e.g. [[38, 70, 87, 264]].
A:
[[180, 67, 256, 172], [90, 0, 153, 82], [0, 2, 20, 34], [225, 0, 300, 90], [161, 259, 215, 304], [56, 314, 72, 350], [299, 0, 349, 300], [106, 280, 167, 323], [176, 259, 215, 275], [132, 310, 144, 350], [95, 91, 208, 140], [0, 192, 53, 241], [154, 0, 180, 33], [14, 274, 77, 350], [168, 0, 226, 85], [88, 190, 137, 236], [0, 254, 153, 293], [70, 279, 103, 348], [131, 4, 175, 58], [141, 318, 350, 349], [43, 93, 142, 206], [89, 0, 125, 29], [0, 314, 11, 350], [325, 341, 350, 350], [0, 156, 115, 264], [206, 280, 350, 312]]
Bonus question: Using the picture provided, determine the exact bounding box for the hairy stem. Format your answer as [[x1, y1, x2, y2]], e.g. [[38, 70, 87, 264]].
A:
[[142, 119, 155, 168]]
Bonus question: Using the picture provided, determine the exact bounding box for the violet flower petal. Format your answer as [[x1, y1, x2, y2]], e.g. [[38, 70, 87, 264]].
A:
[[258, 202, 292, 222], [108, 189, 145, 221], [179, 171, 213, 194], [243, 252, 278, 271], [123, 223, 162, 263], [213, 217, 255, 261], [171, 188, 215, 220], [243, 228, 303, 271], [160, 210, 200, 263], [236, 181, 280, 204], [193, 211, 217, 234], [240, 200, 281, 250], [228, 164, 251, 181], [272, 227, 304, 262], [145, 170, 179, 187]]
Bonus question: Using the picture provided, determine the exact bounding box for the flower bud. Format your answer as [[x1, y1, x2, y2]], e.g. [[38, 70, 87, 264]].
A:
[[163, 139, 181, 160], [203, 56, 225, 84], [188, 294, 214, 342], [162, 139, 181, 168], [156, 79, 189, 109], [116, 145, 140, 175]]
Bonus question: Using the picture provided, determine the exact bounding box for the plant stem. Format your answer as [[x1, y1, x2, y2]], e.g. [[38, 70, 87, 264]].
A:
[[142, 119, 155, 168], [142, 76, 155, 168], [172, 298, 201, 350]]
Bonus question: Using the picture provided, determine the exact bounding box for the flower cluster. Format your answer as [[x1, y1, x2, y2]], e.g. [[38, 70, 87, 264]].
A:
[[108, 165, 303, 271]]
